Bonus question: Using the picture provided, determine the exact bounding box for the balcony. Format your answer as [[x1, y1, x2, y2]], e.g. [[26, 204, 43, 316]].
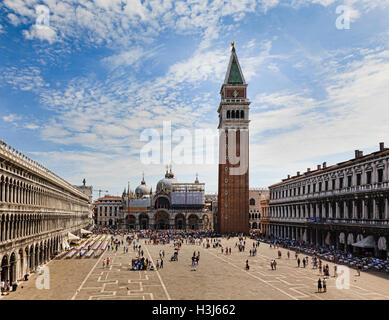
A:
[[270, 182, 389, 204]]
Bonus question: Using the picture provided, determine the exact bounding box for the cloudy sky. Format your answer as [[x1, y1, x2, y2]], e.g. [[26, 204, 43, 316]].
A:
[[1, 0, 389, 198]]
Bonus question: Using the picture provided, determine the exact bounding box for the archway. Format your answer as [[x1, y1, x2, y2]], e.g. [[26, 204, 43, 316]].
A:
[[188, 214, 199, 230], [34, 245, 39, 268], [155, 196, 170, 209], [29, 246, 34, 271], [19, 249, 24, 279], [252, 222, 258, 229], [9, 252, 16, 284], [175, 213, 186, 230], [127, 215, 136, 229], [202, 214, 210, 230], [1, 255, 8, 282], [155, 211, 169, 230], [139, 213, 149, 230]]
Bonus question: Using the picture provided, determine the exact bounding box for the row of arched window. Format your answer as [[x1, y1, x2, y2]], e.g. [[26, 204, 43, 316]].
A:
[[270, 197, 388, 220], [0, 174, 87, 211], [226, 110, 244, 119]]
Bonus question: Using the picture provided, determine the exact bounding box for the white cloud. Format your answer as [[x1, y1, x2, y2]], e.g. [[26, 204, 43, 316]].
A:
[[2, 114, 22, 123], [249, 46, 389, 185], [0, 66, 48, 92], [22, 25, 58, 44], [101, 47, 158, 69]]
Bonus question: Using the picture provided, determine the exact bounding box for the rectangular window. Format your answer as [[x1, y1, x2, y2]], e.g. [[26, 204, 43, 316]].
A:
[[378, 169, 384, 183], [302, 186, 305, 194], [348, 176, 352, 187], [319, 182, 322, 191], [357, 174, 361, 186], [339, 178, 344, 189], [308, 185, 311, 193], [366, 171, 372, 184], [332, 179, 336, 190], [313, 184, 316, 192]]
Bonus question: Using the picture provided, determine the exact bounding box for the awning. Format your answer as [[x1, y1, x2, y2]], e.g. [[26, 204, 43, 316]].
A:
[[62, 239, 70, 250], [325, 232, 331, 245], [339, 232, 345, 244], [81, 228, 92, 234], [347, 233, 354, 245], [352, 235, 375, 248], [68, 232, 80, 241], [378, 237, 387, 251]]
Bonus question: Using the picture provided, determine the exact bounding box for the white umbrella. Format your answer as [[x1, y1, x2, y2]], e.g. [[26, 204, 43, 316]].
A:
[[81, 228, 92, 234], [68, 232, 80, 241], [352, 235, 375, 248], [378, 237, 387, 251]]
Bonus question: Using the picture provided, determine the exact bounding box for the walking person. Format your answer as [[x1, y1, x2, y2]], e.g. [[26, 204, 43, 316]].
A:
[[334, 265, 338, 277], [160, 259, 163, 269], [357, 263, 361, 276], [297, 258, 301, 268], [323, 278, 327, 293], [245, 259, 250, 271], [287, 251, 290, 259], [1, 280, 4, 296], [318, 278, 322, 293]]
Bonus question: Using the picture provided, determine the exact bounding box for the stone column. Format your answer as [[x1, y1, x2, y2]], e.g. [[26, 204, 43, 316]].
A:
[[385, 197, 388, 220], [362, 199, 366, 220], [373, 198, 377, 220], [1, 181, 5, 202]]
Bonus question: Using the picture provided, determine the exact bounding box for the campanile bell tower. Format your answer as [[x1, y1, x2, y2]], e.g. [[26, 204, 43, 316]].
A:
[[217, 43, 250, 234]]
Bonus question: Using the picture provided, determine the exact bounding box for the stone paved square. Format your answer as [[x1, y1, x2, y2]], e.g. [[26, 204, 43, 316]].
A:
[[2, 236, 389, 300]]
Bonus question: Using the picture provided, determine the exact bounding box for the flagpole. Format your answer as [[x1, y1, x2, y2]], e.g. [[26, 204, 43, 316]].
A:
[[185, 185, 187, 231], [127, 181, 130, 226]]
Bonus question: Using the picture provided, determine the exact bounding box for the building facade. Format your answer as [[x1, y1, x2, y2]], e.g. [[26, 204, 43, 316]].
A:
[[268, 143, 389, 258], [0, 140, 92, 284], [95, 169, 213, 231], [95, 196, 123, 227], [217, 44, 250, 234], [249, 188, 269, 230]]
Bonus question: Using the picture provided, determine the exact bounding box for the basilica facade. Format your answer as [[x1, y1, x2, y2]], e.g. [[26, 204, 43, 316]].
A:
[[95, 168, 213, 231]]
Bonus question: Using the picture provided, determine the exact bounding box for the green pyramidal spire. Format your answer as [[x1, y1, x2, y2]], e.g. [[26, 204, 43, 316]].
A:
[[228, 57, 244, 84]]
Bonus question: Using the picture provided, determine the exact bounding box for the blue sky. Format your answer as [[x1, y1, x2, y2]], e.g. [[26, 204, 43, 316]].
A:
[[1, 0, 389, 198]]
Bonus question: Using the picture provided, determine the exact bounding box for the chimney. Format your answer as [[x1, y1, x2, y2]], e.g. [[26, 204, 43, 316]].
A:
[[323, 162, 327, 168], [297, 171, 300, 176], [359, 150, 364, 157], [307, 168, 311, 173], [380, 142, 385, 151], [317, 165, 321, 170], [287, 175, 290, 179], [355, 150, 360, 158]]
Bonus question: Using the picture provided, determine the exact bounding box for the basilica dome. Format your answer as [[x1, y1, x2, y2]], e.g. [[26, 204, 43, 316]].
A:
[[157, 168, 177, 193], [135, 176, 151, 198]]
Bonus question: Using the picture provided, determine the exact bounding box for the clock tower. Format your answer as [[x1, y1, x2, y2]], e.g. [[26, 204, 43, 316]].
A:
[[217, 43, 250, 234]]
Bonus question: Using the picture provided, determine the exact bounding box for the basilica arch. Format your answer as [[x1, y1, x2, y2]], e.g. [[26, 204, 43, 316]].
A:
[[139, 213, 149, 230], [155, 210, 169, 230], [175, 213, 186, 230]]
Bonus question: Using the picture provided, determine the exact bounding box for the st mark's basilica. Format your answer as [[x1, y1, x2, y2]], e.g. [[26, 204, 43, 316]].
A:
[[94, 166, 214, 231]]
